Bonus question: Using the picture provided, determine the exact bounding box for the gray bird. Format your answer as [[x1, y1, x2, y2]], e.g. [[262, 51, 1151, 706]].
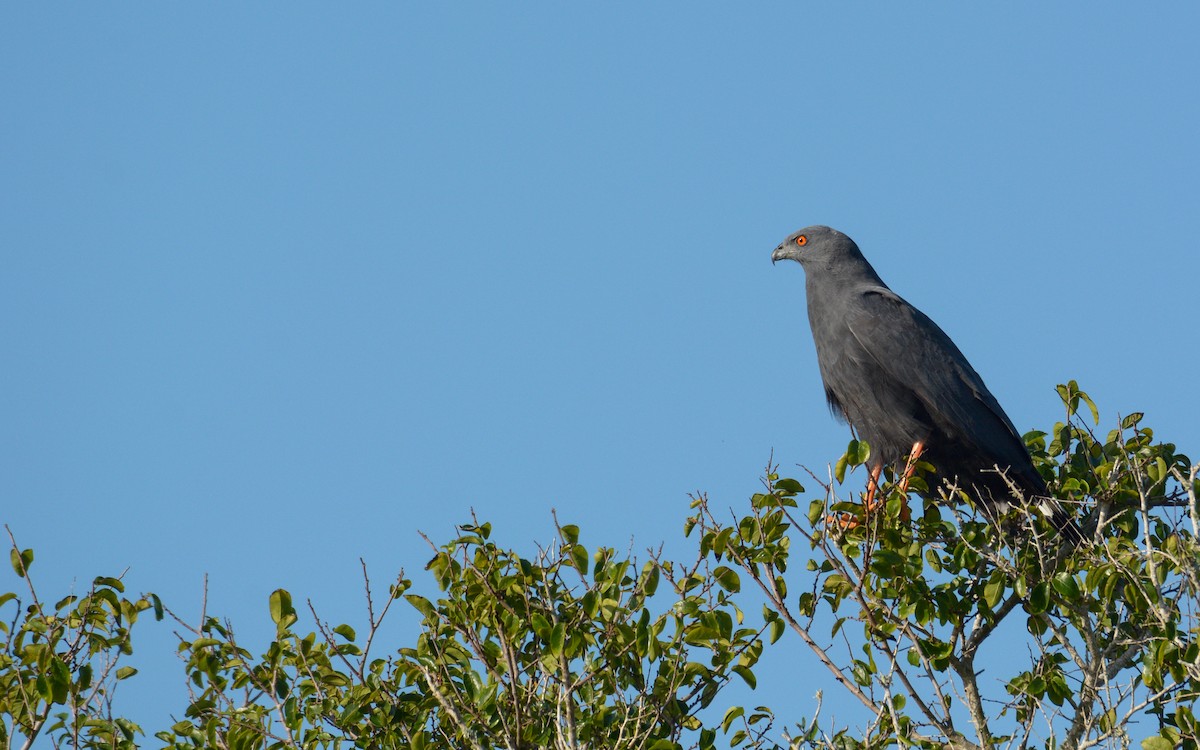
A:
[[772, 225, 1079, 540]]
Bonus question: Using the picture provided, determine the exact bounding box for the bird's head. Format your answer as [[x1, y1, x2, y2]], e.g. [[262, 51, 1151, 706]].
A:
[[771, 225, 861, 268]]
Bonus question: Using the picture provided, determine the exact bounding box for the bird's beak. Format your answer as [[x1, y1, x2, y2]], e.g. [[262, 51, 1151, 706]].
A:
[[771, 244, 791, 265]]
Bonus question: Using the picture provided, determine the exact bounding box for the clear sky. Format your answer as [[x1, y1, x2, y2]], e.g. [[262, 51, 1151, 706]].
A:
[[3, 3, 1198, 743]]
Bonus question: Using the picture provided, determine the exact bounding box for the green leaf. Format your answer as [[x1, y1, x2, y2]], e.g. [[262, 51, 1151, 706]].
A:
[[405, 594, 436, 619], [269, 589, 297, 630], [49, 656, 70, 704], [116, 666, 138, 680], [570, 544, 589, 574], [807, 500, 824, 525], [834, 456, 849, 483], [1029, 582, 1050, 614], [94, 587, 121, 617], [713, 566, 741, 593], [10, 547, 33, 577], [1052, 572, 1080, 602], [732, 665, 757, 689], [769, 618, 785, 644], [797, 591, 813, 616], [983, 577, 1005, 609], [560, 524, 580, 544], [722, 705, 745, 732], [1142, 737, 1174, 750], [549, 623, 566, 657], [333, 624, 356, 641], [93, 576, 125, 592], [835, 440, 871, 483], [1078, 388, 1100, 425], [642, 563, 660, 596], [846, 439, 870, 466], [775, 478, 804, 494], [924, 548, 942, 573]]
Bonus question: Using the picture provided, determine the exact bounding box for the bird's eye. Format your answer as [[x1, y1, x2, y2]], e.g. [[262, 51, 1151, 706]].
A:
[[795, 235, 808, 247]]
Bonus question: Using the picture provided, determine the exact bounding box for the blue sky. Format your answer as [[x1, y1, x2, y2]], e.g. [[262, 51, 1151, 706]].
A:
[[3, 3, 1198, 743]]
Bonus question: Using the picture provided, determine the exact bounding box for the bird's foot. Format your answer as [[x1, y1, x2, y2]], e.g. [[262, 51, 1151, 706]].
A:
[[824, 494, 911, 532], [825, 509, 864, 531]]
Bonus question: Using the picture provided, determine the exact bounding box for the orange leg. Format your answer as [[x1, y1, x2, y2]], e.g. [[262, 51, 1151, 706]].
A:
[[863, 464, 884, 511], [891, 441, 924, 523], [827, 443, 924, 531], [897, 441, 925, 495], [828, 464, 883, 531]]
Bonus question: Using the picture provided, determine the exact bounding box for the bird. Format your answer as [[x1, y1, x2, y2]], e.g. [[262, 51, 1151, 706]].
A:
[[771, 225, 1081, 542]]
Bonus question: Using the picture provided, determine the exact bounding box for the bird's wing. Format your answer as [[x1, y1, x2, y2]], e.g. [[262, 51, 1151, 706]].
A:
[[844, 286, 1068, 530], [844, 286, 1027, 453]]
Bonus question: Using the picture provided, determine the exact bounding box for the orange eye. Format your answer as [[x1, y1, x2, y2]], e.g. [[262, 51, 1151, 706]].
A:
[[795, 235, 808, 247]]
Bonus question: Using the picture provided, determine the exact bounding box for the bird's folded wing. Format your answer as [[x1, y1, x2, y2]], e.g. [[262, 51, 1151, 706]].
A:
[[844, 288, 1027, 453]]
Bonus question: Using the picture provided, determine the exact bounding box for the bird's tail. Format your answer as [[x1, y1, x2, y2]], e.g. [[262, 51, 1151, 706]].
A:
[[1039, 499, 1086, 547]]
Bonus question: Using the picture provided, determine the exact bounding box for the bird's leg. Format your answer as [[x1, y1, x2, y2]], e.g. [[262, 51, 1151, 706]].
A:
[[861, 463, 885, 530], [828, 451, 924, 533], [863, 464, 884, 511], [827, 464, 884, 532], [889, 441, 925, 523], [897, 441, 925, 495]]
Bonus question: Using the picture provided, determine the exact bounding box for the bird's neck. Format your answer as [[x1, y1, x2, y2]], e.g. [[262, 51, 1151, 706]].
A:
[[805, 260, 888, 296]]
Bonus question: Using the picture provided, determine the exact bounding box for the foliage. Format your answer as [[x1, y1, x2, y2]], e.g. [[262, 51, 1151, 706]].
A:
[[1, 383, 1197, 750], [150, 515, 775, 750], [0, 528, 161, 750], [688, 382, 1199, 749]]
